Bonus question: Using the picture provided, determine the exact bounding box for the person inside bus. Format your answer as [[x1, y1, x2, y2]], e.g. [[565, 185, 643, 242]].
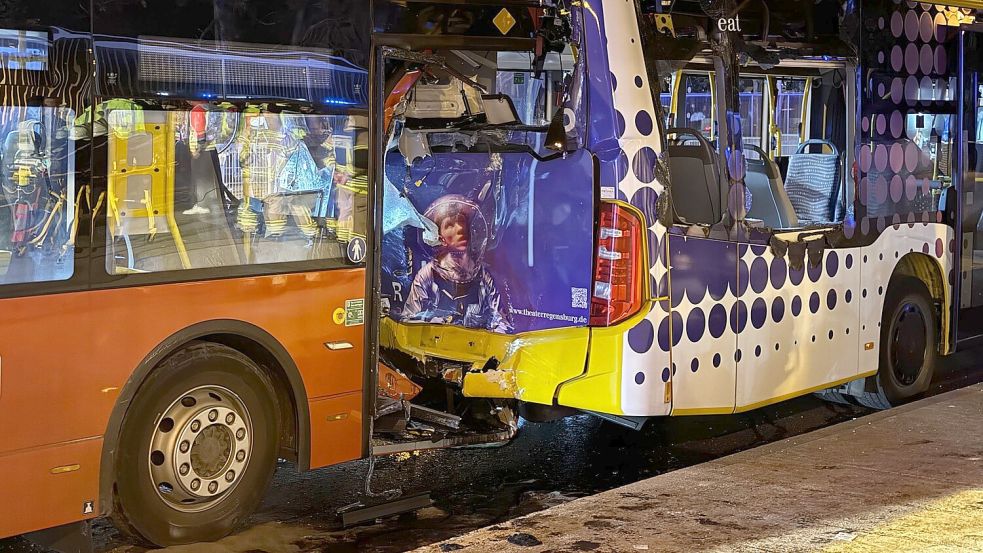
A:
[[403, 193, 512, 334]]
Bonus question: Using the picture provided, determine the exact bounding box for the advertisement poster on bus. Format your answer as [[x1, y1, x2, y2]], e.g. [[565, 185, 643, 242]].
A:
[[381, 149, 595, 335]]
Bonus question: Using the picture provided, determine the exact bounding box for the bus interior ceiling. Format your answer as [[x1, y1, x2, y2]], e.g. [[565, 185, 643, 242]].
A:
[[371, 39, 577, 452]]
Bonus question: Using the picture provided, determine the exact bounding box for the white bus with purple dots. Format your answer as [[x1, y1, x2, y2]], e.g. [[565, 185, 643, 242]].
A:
[[377, 0, 983, 425]]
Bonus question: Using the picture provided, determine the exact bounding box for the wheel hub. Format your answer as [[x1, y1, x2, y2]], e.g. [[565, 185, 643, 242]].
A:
[[149, 386, 252, 512], [191, 424, 233, 478], [891, 302, 927, 387]]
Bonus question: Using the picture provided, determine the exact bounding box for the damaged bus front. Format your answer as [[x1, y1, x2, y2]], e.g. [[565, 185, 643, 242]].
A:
[[374, 0, 979, 445], [373, 0, 659, 449]]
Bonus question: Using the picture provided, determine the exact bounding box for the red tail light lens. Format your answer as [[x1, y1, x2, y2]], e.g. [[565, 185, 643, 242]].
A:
[[590, 201, 645, 326]]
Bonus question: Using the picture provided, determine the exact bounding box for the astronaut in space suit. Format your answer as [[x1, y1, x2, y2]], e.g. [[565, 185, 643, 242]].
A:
[[402, 193, 512, 334]]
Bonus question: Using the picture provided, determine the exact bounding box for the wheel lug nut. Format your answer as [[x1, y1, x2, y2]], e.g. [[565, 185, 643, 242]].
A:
[[179, 463, 190, 476], [179, 441, 190, 453], [236, 428, 246, 440], [190, 479, 200, 491], [226, 413, 235, 425], [208, 409, 219, 422], [208, 481, 219, 494], [236, 450, 246, 462], [225, 470, 235, 482], [190, 420, 201, 432]]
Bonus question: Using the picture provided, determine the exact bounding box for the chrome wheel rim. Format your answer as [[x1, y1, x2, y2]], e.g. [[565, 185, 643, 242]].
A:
[[148, 385, 252, 512]]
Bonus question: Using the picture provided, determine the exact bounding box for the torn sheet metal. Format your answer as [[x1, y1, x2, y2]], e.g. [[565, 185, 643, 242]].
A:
[[462, 368, 518, 398], [397, 129, 431, 165], [379, 317, 590, 404], [408, 404, 462, 430], [378, 362, 423, 401]]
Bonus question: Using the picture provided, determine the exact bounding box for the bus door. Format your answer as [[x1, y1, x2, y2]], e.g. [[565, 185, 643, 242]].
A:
[[958, 25, 983, 321]]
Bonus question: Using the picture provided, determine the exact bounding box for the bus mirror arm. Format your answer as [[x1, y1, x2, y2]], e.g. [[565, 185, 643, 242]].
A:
[[545, 110, 571, 152]]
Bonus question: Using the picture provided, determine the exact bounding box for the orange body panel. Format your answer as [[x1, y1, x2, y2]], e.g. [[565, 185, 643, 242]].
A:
[[0, 438, 103, 538], [0, 268, 366, 538], [308, 391, 364, 468]]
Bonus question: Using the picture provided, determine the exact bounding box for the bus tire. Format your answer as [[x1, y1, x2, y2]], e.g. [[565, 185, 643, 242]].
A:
[[858, 277, 938, 409], [813, 389, 852, 406], [111, 341, 280, 546]]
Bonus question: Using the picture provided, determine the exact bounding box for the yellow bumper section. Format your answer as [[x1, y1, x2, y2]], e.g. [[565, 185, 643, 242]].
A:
[[380, 318, 590, 406]]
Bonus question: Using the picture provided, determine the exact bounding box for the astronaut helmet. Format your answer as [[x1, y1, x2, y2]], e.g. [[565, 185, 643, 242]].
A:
[[423, 193, 490, 282]]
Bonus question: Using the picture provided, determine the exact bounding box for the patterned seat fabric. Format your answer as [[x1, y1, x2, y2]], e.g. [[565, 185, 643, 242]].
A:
[[784, 140, 840, 225]]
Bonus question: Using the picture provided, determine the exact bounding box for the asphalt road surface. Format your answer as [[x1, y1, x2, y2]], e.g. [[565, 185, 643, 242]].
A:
[[4, 349, 982, 553]]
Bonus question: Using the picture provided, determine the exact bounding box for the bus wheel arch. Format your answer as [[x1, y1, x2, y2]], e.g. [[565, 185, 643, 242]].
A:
[[890, 252, 949, 353], [98, 321, 310, 522], [859, 254, 946, 409]]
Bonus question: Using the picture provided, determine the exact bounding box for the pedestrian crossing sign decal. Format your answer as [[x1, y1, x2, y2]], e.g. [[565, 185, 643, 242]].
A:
[[347, 237, 366, 264]]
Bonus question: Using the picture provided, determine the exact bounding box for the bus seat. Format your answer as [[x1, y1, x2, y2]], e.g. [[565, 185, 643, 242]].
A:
[[666, 128, 723, 225], [784, 139, 840, 225], [937, 139, 951, 177], [745, 145, 798, 228]]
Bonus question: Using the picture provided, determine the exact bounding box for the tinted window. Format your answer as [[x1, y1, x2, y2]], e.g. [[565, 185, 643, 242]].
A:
[[680, 74, 712, 139], [91, 1, 371, 276], [105, 108, 367, 274], [0, 1, 91, 287], [92, 0, 369, 107], [0, 105, 80, 284], [738, 77, 764, 150]]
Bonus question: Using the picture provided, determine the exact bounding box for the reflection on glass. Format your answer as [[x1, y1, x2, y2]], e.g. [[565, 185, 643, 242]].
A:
[[105, 107, 367, 274], [776, 78, 806, 156], [739, 77, 765, 149], [0, 106, 77, 285], [0, 29, 48, 71], [865, 113, 954, 217], [681, 74, 713, 138], [495, 71, 546, 125]]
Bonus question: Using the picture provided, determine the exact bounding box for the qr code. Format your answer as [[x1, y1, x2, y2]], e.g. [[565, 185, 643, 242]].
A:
[[571, 287, 589, 309]]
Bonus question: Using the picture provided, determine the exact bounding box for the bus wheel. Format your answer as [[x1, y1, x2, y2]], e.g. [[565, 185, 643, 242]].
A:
[[857, 277, 938, 410], [111, 342, 280, 546], [813, 388, 853, 406]]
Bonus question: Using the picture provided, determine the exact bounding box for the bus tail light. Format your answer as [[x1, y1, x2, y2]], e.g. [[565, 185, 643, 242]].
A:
[[590, 201, 645, 327]]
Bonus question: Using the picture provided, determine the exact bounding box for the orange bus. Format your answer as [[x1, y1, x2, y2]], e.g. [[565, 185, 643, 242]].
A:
[[0, 0, 372, 545], [0, 0, 548, 546]]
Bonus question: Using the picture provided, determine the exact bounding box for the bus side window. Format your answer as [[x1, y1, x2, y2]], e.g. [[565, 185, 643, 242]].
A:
[[776, 79, 807, 157], [678, 74, 713, 141], [105, 109, 366, 274], [0, 105, 78, 286]]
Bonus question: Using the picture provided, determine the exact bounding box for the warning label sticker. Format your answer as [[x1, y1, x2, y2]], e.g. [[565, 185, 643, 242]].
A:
[[345, 299, 365, 326]]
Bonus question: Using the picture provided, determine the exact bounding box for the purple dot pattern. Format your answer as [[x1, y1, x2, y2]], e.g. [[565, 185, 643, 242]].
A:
[[857, 2, 966, 232], [654, 227, 953, 412], [588, 0, 672, 416], [585, 0, 956, 417]]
